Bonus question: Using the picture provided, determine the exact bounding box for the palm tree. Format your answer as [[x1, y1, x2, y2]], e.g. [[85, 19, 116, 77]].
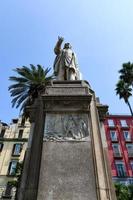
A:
[[115, 80, 133, 116], [119, 62, 133, 87], [8, 64, 53, 117]]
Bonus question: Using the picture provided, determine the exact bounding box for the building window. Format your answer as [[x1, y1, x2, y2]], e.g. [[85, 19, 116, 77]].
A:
[[130, 161, 133, 171], [12, 144, 22, 156], [21, 118, 25, 126], [18, 130, 23, 138], [0, 143, 4, 152], [115, 161, 127, 177], [2, 182, 13, 198], [0, 129, 5, 138], [120, 120, 128, 127], [12, 119, 18, 124], [123, 131, 131, 141], [8, 161, 18, 176], [112, 144, 121, 157], [110, 131, 117, 141], [108, 119, 115, 127], [126, 144, 133, 157]]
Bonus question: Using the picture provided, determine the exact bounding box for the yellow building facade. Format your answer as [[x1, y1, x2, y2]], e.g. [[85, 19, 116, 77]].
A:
[[0, 118, 30, 199]]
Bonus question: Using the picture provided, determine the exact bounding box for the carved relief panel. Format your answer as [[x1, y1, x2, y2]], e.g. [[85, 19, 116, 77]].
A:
[[44, 113, 90, 141]]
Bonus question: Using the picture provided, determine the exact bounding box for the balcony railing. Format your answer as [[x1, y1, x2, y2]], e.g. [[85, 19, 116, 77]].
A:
[[108, 125, 115, 128], [128, 152, 133, 157], [125, 138, 132, 142], [0, 187, 16, 199], [117, 171, 127, 177], [114, 152, 122, 157], [111, 137, 118, 142], [121, 125, 129, 129]]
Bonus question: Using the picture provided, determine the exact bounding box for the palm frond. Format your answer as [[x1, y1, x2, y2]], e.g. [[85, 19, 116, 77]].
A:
[[16, 94, 29, 109], [9, 76, 28, 83], [9, 65, 53, 114], [11, 94, 23, 108], [8, 83, 27, 90], [30, 64, 36, 72], [10, 88, 27, 97], [118, 62, 133, 86]]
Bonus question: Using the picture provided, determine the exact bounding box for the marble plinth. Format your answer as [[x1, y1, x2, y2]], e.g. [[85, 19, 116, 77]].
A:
[[37, 141, 97, 200]]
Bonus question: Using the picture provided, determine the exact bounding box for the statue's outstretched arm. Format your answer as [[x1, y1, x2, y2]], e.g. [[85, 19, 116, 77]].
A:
[[54, 36, 64, 55]]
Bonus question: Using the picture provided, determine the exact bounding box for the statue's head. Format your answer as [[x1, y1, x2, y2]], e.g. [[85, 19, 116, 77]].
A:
[[64, 43, 72, 49]]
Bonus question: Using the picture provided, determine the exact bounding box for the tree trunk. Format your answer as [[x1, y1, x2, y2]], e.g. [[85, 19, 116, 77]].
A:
[[127, 100, 133, 116]]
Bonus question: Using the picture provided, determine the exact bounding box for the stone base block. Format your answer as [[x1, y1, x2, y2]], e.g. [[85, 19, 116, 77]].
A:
[[37, 141, 97, 200]]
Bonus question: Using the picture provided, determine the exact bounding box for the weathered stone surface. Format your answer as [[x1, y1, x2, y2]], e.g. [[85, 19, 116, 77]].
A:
[[37, 81, 97, 200], [44, 81, 90, 96], [43, 97, 91, 112], [42, 81, 92, 112], [37, 141, 97, 200], [44, 113, 89, 140], [19, 80, 115, 200], [36, 81, 115, 200], [45, 87, 89, 95]]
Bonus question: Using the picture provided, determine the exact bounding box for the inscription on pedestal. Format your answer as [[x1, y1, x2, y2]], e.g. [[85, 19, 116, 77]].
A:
[[45, 87, 88, 95]]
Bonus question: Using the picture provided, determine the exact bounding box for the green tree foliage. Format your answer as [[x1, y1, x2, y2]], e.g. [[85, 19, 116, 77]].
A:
[[115, 62, 133, 116], [115, 183, 129, 200], [8, 162, 23, 187], [128, 184, 133, 200], [119, 62, 133, 87], [8, 162, 23, 200], [115, 80, 133, 116], [115, 183, 133, 200], [9, 65, 53, 117]]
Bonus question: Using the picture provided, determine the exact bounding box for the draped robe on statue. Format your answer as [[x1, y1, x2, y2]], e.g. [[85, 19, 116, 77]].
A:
[[53, 39, 81, 80]]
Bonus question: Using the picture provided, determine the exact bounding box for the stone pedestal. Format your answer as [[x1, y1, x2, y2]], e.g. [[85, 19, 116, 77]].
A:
[[20, 81, 116, 200], [37, 142, 97, 200], [36, 81, 115, 200]]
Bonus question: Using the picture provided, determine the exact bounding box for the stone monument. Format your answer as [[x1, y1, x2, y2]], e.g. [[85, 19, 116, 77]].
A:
[[53, 36, 81, 80], [18, 37, 116, 200]]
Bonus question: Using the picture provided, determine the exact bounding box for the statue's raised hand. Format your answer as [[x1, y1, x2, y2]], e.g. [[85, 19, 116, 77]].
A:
[[58, 36, 64, 42]]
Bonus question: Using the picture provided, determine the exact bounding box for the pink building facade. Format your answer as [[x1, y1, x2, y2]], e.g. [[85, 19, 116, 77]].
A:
[[104, 115, 133, 184]]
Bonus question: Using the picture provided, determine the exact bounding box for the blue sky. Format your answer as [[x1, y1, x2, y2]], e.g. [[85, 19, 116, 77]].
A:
[[0, 0, 133, 123]]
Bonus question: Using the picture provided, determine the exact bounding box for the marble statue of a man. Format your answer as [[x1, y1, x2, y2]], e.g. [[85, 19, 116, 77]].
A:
[[53, 36, 81, 80]]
